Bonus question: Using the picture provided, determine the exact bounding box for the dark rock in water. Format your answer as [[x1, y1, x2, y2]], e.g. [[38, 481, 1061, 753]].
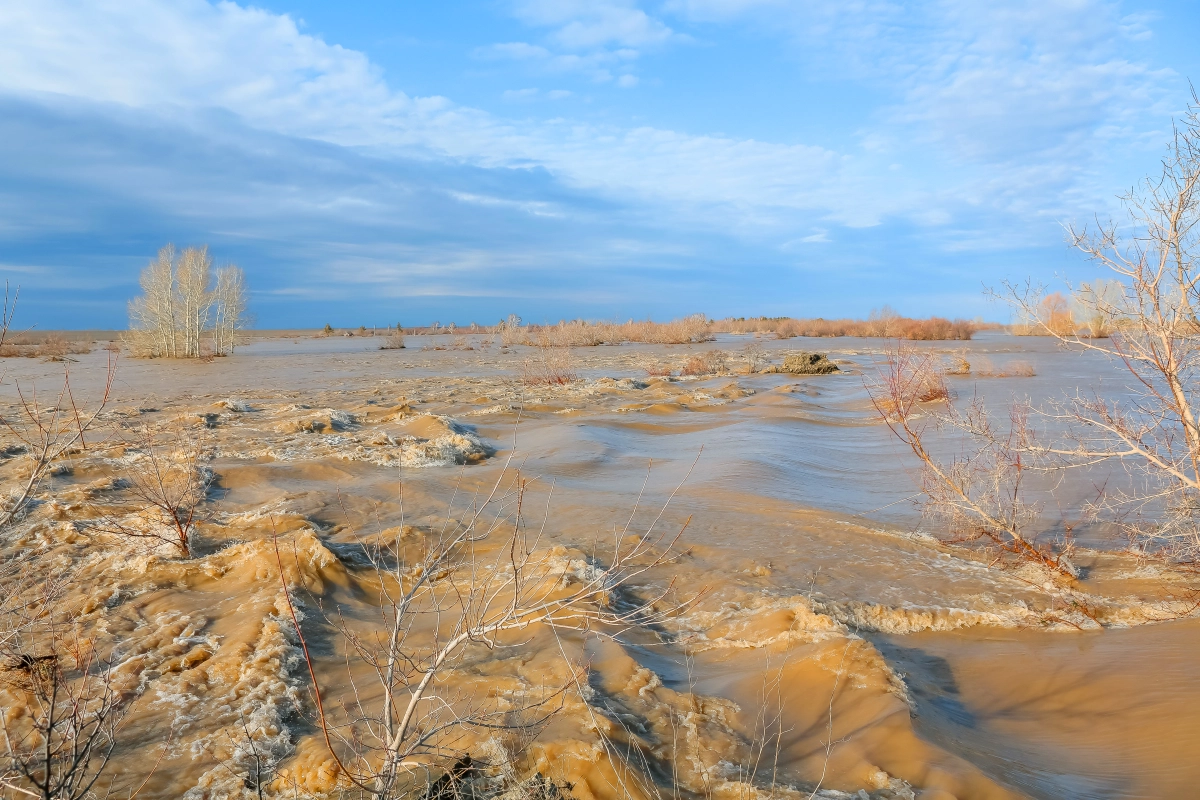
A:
[[781, 352, 839, 374], [422, 756, 478, 800]]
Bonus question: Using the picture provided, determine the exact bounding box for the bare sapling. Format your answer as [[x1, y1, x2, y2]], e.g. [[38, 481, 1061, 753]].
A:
[[90, 426, 211, 558], [741, 340, 769, 373], [867, 345, 1077, 576], [997, 91, 1200, 562], [273, 453, 697, 799], [0, 590, 126, 800], [0, 359, 116, 530], [0, 281, 20, 351]]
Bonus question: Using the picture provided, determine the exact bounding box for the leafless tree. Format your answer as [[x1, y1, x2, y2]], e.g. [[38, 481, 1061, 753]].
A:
[[275, 456, 696, 799], [0, 361, 115, 530], [88, 426, 211, 558], [0, 282, 22, 351], [0, 594, 126, 800], [867, 345, 1076, 576], [127, 244, 248, 358], [995, 92, 1200, 562], [176, 245, 212, 358], [210, 265, 248, 356], [741, 340, 769, 373]]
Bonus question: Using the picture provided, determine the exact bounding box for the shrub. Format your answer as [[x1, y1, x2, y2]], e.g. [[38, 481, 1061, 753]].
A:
[[680, 350, 729, 376], [380, 331, 406, 350], [713, 314, 984, 341]]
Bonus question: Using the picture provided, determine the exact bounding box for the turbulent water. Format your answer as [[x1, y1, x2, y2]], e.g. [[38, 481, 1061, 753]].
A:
[[0, 332, 1195, 800]]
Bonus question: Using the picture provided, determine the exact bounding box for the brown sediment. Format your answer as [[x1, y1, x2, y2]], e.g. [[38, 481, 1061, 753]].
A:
[[0, 334, 1197, 799]]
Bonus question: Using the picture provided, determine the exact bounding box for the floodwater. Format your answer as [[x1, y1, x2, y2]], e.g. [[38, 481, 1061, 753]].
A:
[[0, 332, 1194, 800]]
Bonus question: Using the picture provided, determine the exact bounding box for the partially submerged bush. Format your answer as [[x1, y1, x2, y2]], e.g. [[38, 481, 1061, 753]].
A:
[[381, 331, 406, 350], [781, 352, 839, 374], [0, 334, 93, 359], [680, 349, 729, 376], [974, 358, 1036, 378], [522, 334, 578, 385], [519, 314, 713, 347]]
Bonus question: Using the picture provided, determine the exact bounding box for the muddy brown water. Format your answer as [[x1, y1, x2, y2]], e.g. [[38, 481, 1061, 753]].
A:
[[0, 333, 1194, 800]]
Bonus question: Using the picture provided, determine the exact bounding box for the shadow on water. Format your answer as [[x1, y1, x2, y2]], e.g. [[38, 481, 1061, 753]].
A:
[[869, 626, 1200, 800]]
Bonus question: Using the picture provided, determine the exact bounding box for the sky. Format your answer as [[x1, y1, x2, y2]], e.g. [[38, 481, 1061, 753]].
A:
[[1, 0, 1199, 328]]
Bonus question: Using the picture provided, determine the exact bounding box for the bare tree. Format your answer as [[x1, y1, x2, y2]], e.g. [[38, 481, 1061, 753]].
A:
[[210, 265, 247, 356], [89, 427, 211, 558], [995, 92, 1200, 561], [127, 244, 247, 358], [128, 245, 179, 358], [0, 281, 22, 351], [275, 457, 695, 799], [0, 592, 126, 800], [0, 361, 115, 530], [866, 345, 1076, 576], [176, 245, 212, 357]]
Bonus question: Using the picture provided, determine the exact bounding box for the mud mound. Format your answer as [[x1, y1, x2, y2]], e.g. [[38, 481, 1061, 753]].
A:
[[274, 408, 356, 434], [782, 352, 839, 375]]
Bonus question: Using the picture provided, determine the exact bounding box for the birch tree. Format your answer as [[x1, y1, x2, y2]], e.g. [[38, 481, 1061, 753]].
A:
[[126, 244, 247, 358], [211, 265, 247, 355]]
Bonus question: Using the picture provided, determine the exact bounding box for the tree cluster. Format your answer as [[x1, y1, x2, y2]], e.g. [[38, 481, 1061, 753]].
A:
[[126, 244, 247, 358]]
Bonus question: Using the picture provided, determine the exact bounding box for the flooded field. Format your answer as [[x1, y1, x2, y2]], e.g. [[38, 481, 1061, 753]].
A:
[[0, 332, 1195, 800]]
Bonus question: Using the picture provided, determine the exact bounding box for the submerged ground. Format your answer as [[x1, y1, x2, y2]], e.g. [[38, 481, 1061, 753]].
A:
[[1, 332, 1196, 800]]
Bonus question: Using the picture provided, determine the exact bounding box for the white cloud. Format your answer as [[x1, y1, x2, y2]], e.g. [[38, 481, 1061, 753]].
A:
[[477, 42, 552, 60], [503, 87, 541, 101], [617, 74, 639, 88], [0, 0, 901, 230], [511, 0, 676, 49], [0, 0, 1182, 253]]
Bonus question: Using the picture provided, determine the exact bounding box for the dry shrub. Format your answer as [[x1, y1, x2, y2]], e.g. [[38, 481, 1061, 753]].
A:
[[498, 314, 527, 347], [714, 314, 982, 341], [0, 335, 92, 359], [867, 344, 1077, 577], [974, 358, 1036, 378], [521, 334, 577, 385], [1007, 360, 1036, 377], [944, 353, 971, 375], [679, 349, 728, 376], [741, 340, 769, 372], [775, 319, 803, 339], [380, 331, 406, 350], [524, 313, 712, 346], [645, 363, 673, 377]]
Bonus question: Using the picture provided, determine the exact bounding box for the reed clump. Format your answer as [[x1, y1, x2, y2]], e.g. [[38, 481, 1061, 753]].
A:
[[505, 314, 713, 347], [714, 312, 981, 340], [0, 334, 93, 359]]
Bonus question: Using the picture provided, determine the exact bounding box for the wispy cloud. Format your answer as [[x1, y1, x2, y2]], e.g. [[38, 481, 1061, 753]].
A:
[[0, 0, 1187, 326]]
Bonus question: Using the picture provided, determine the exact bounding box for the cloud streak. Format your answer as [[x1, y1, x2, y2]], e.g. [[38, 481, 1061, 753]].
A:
[[0, 0, 1189, 326]]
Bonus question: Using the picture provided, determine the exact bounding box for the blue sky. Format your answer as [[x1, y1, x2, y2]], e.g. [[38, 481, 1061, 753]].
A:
[[1, 0, 1199, 328]]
